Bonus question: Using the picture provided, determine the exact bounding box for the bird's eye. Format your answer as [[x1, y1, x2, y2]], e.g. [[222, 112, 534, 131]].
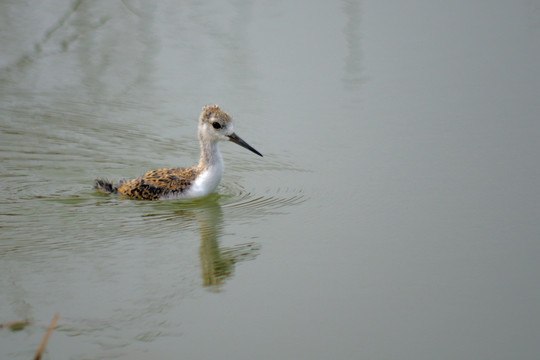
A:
[[212, 122, 222, 129]]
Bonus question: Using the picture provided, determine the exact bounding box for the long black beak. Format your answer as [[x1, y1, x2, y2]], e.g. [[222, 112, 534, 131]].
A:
[[228, 132, 263, 157]]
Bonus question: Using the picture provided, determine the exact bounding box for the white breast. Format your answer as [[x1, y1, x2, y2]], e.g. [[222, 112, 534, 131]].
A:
[[181, 164, 223, 199]]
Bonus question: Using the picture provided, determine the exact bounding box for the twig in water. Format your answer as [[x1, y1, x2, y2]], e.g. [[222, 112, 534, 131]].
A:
[[34, 313, 59, 360]]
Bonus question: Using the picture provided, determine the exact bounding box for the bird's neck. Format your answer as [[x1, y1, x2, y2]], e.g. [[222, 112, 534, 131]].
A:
[[198, 136, 223, 170]]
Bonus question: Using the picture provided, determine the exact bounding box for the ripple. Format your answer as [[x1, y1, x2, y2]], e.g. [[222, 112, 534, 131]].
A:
[[122, 182, 307, 230], [218, 182, 308, 218]]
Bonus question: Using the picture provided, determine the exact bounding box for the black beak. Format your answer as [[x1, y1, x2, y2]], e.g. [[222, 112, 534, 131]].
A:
[[228, 132, 263, 157]]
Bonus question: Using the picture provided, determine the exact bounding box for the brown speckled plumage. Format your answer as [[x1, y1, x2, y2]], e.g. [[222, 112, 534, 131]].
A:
[[114, 166, 202, 200], [201, 104, 231, 123]]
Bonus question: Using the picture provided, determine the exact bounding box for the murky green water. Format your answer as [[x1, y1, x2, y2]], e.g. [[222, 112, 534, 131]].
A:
[[1, 1, 539, 359]]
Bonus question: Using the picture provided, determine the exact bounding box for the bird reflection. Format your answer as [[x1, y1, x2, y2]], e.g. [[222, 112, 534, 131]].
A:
[[172, 197, 260, 290]]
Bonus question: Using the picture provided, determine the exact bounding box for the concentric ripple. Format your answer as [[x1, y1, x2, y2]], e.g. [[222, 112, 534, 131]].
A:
[[218, 181, 308, 218]]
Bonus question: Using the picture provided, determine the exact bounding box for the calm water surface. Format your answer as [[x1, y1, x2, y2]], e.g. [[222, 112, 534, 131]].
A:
[[1, 1, 539, 359]]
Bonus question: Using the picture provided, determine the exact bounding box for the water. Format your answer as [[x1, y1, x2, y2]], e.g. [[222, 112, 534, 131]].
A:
[[1, 1, 539, 359]]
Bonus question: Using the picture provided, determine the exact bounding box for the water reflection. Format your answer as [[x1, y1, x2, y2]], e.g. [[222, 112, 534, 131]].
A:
[[151, 196, 260, 290], [72, 1, 158, 101], [0, 0, 84, 71]]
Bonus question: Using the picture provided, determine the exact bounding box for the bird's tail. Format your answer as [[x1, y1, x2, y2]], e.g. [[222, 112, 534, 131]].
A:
[[94, 178, 118, 194]]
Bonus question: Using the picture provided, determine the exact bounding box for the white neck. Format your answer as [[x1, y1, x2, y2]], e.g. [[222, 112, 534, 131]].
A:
[[181, 137, 223, 198], [198, 135, 223, 170]]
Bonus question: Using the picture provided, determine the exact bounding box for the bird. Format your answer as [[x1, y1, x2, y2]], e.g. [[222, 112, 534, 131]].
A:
[[94, 105, 262, 200]]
